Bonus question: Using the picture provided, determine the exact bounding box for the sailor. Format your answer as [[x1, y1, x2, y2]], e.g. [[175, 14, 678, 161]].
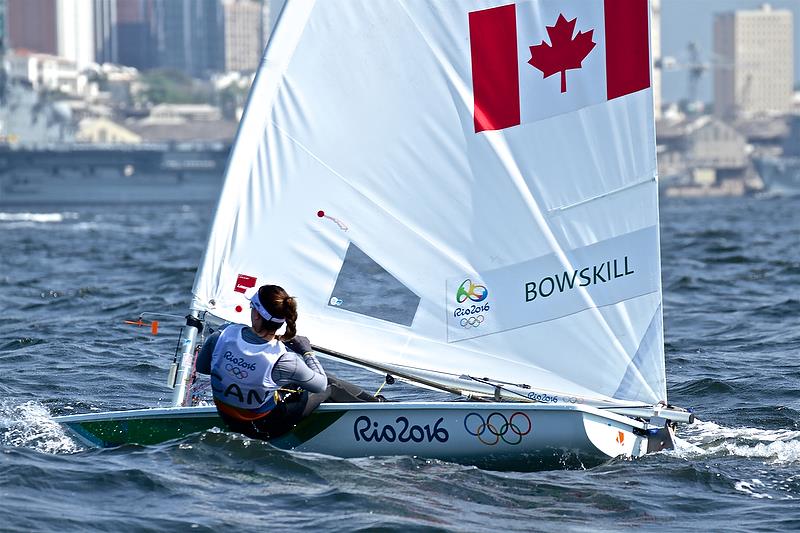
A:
[[196, 284, 382, 441]]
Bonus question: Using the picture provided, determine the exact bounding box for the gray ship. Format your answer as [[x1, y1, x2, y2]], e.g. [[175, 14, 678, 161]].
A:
[[754, 114, 800, 196], [754, 156, 800, 196], [0, 144, 227, 206], [0, 83, 228, 206]]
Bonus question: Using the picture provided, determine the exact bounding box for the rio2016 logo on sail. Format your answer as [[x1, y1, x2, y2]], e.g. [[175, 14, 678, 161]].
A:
[[454, 279, 490, 329]]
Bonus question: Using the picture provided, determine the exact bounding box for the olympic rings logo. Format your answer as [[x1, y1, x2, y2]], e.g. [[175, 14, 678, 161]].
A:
[[464, 412, 532, 446], [456, 279, 488, 304], [460, 315, 484, 329], [225, 363, 248, 380]]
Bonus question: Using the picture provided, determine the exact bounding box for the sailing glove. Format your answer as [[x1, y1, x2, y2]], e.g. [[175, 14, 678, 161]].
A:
[[285, 335, 313, 355]]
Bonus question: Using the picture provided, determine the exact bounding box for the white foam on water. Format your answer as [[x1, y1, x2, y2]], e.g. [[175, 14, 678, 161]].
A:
[[674, 420, 800, 464], [671, 420, 800, 465], [0, 212, 79, 223], [0, 400, 83, 454], [734, 479, 773, 499], [668, 419, 800, 500], [683, 419, 800, 443]]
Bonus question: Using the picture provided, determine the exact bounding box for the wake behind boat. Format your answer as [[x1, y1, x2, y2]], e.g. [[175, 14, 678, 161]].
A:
[[56, 0, 694, 469]]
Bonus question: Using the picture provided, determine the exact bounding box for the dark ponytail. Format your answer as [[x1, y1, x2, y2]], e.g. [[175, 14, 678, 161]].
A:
[[254, 284, 297, 341], [279, 296, 298, 342]]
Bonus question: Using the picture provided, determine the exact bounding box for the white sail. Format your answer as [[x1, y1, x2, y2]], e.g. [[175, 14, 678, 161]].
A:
[[192, 0, 665, 405]]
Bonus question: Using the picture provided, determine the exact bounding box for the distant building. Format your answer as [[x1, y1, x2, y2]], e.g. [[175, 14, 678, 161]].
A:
[[144, 103, 223, 123], [76, 116, 141, 143], [127, 103, 236, 142], [222, 0, 262, 72], [684, 117, 748, 170], [714, 4, 794, 119], [6, 0, 58, 56], [117, 0, 156, 71], [6, 50, 87, 94], [93, 0, 117, 65], [734, 115, 788, 153], [262, 0, 285, 44], [657, 116, 748, 181], [153, 0, 225, 77], [7, 0, 96, 67], [56, 0, 95, 67], [658, 116, 757, 197], [31, 0, 286, 78]]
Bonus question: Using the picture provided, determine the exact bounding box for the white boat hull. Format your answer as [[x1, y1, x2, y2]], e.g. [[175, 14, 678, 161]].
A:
[[55, 402, 671, 470]]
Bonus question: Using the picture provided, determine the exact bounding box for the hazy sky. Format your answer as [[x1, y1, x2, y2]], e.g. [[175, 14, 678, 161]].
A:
[[661, 0, 800, 103]]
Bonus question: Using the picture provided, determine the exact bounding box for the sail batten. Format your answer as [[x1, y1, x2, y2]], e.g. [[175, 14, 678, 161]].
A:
[[193, 0, 665, 405], [549, 177, 656, 213]]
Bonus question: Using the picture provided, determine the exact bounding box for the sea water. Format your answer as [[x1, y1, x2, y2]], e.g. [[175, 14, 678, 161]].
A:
[[1, 197, 798, 531]]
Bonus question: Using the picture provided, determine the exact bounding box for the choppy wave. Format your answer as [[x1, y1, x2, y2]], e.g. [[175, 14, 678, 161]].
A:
[[1, 197, 800, 528], [0, 212, 79, 223], [0, 401, 82, 454], [675, 420, 800, 465], [667, 420, 800, 501]]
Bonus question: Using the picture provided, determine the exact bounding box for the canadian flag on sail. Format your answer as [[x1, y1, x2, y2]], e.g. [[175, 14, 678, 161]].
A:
[[470, 0, 651, 132]]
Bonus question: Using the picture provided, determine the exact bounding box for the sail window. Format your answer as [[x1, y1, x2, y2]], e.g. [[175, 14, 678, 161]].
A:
[[328, 243, 419, 327]]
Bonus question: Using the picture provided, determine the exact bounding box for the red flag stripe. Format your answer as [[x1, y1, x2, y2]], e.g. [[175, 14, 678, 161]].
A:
[[604, 0, 651, 100], [469, 4, 521, 133]]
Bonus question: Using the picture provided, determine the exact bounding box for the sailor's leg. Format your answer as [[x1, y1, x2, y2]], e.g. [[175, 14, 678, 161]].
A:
[[303, 388, 331, 416], [325, 374, 380, 403], [217, 392, 315, 440]]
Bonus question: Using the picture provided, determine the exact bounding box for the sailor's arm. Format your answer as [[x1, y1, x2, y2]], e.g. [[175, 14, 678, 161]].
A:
[[275, 336, 327, 393]]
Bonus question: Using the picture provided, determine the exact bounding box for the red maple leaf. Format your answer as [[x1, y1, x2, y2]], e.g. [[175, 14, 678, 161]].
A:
[[528, 14, 596, 93]]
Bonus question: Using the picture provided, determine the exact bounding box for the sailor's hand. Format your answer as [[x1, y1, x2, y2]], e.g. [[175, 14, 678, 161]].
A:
[[285, 335, 313, 355]]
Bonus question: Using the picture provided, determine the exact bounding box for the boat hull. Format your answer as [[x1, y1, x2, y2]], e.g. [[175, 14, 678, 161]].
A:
[[55, 402, 668, 470]]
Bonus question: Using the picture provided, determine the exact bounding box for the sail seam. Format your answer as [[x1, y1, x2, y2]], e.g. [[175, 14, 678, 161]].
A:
[[548, 177, 655, 213]]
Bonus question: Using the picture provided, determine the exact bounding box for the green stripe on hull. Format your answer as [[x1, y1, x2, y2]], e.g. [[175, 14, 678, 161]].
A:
[[64, 409, 347, 448], [270, 410, 348, 449], [68, 415, 223, 447]]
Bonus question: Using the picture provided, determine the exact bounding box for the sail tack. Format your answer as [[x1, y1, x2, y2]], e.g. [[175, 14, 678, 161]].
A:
[[193, 0, 664, 405]]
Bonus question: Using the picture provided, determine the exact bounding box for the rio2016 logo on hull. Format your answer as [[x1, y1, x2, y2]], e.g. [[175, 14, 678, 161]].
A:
[[454, 279, 490, 329], [464, 412, 532, 445], [353, 415, 449, 443]]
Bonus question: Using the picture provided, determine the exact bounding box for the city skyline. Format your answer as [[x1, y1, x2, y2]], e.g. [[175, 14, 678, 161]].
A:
[[661, 0, 799, 104], [1, 0, 798, 107], [2, 0, 278, 76]]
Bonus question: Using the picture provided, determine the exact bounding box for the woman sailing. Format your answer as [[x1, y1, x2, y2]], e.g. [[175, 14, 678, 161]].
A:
[[196, 284, 382, 441]]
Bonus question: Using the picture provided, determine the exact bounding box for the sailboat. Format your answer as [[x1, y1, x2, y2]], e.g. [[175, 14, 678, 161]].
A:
[[56, 0, 694, 469]]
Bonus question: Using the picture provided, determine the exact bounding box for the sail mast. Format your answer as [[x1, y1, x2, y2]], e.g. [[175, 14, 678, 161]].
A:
[[170, 311, 204, 407]]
